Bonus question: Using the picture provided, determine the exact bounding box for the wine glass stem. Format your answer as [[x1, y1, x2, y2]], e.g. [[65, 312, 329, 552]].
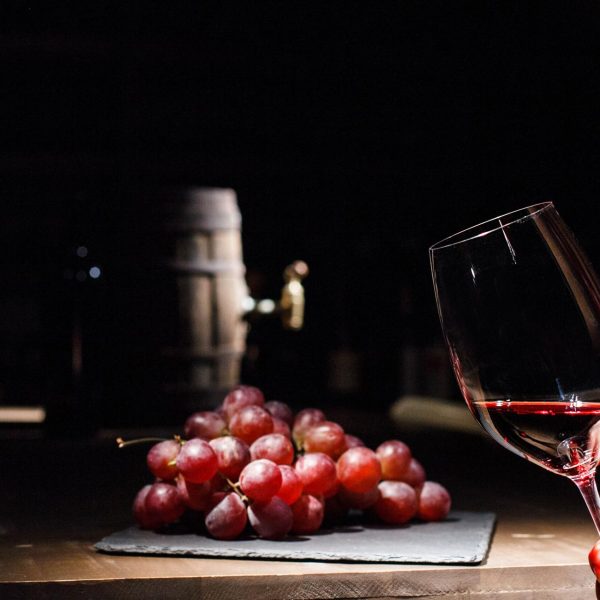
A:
[[574, 475, 600, 536]]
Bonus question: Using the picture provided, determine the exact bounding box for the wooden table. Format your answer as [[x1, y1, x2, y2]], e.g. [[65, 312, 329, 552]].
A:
[[1, 425, 599, 599]]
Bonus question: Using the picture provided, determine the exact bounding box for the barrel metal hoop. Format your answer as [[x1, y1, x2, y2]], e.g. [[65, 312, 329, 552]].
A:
[[163, 215, 242, 232], [162, 260, 246, 276], [162, 346, 246, 360]]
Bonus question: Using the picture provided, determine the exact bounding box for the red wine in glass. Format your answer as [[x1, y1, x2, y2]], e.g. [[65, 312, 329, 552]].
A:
[[430, 202, 600, 533], [471, 397, 600, 477]]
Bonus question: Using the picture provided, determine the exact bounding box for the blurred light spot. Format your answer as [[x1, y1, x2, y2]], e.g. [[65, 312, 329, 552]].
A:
[[287, 280, 302, 294], [89, 266, 101, 279], [257, 299, 276, 314], [76, 246, 88, 258], [76, 270, 87, 282], [242, 296, 256, 312]]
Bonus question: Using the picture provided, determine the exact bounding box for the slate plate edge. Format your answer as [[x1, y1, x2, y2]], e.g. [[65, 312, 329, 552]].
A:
[[95, 510, 496, 565]]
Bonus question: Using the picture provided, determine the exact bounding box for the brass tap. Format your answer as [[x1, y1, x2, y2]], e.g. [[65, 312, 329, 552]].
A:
[[280, 260, 309, 330], [243, 260, 309, 330]]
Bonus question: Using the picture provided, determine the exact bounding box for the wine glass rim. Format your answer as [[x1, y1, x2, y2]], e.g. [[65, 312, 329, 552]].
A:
[[429, 202, 554, 252]]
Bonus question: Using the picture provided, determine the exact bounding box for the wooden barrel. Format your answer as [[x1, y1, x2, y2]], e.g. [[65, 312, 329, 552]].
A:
[[159, 187, 249, 409]]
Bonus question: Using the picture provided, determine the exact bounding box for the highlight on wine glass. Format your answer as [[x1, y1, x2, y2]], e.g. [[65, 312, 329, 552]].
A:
[[429, 202, 600, 533]]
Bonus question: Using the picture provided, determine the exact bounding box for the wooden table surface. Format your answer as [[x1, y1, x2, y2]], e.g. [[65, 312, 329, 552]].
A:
[[1, 422, 599, 599]]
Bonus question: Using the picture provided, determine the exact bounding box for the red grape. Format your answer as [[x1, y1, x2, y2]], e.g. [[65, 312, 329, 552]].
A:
[[206, 490, 228, 512], [176, 476, 213, 511], [146, 440, 180, 481], [239, 459, 282, 502], [272, 417, 292, 438], [303, 421, 346, 458], [209, 435, 251, 481], [343, 434, 365, 450], [294, 452, 337, 495], [144, 482, 185, 526], [291, 494, 324, 534], [248, 497, 294, 539], [374, 481, 418, 524], [292, 408, 326, 446], [322, 477, 340, 499], [184, 411, 226, 440], [589, 540, 600, 580], [133, 484, 163, 529], [229, 405, 274, 445], [129, 390, 454, 540], [176, 438, 219, 484], [264, 400, 294, 426], [336, 447, 382, 493], [250, 433, 295, 465], [222, 385, 265, 421], [417, 481, 451, 521], [398, 458, 426, 489], [205, 492, 248, 540], [276, 465, 303, 505], [338, 484, 380, 510], [376, 440, 412, 480]]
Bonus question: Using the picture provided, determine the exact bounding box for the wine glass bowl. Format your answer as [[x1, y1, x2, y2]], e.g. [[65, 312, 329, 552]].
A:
[[430, 202, 600, 533]]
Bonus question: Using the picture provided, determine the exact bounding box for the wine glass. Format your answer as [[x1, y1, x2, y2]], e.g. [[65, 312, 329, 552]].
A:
[[430, 202, 600, 534]]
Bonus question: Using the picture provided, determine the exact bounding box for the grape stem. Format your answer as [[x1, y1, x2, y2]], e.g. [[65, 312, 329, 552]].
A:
[[226, 478, 248, 504], [292, 437, 304, 455], [116, 436, 170, 448]]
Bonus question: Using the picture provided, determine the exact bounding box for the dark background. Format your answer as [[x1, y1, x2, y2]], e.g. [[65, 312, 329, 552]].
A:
[[2, 1, 600, 433]]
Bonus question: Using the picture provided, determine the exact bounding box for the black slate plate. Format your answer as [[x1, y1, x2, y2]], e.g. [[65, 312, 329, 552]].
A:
[[95, 510, 495, 564]]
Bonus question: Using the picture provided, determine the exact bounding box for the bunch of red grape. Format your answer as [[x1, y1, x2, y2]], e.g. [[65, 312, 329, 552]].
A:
[[132, 385, 451, 540]]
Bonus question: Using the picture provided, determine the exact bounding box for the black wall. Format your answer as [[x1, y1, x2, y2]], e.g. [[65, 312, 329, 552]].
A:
[[2, 2, 600, 430]]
